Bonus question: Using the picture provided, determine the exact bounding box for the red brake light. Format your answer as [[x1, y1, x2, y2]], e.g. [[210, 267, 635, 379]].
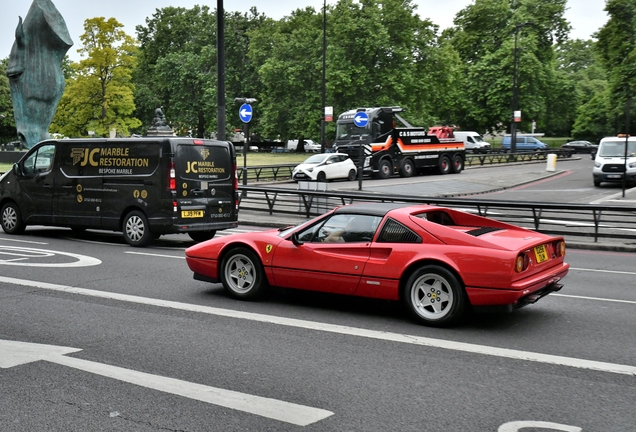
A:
[[169, 161, 176, 191], [193, 139, 204, 145], [515, 253, 530, 273], [554, 240, 566, 257]]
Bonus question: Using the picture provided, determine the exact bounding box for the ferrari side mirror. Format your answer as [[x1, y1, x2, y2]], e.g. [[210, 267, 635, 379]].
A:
[[290, 232, 304, 246]]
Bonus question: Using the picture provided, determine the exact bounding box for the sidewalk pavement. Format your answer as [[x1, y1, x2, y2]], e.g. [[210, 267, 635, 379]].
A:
[[237, 159, 636, 253]]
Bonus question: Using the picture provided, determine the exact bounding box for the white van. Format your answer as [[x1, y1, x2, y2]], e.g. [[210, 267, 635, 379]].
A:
[[453, 131, 490, 153], [593, 136, 636, 187]]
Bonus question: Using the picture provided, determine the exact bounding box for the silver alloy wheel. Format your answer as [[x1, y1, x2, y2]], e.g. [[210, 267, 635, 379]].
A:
[[409, 272, 454, 320], [2, 206, 17, 231], [224, 253, 256, 294], [125, 215, 146, 243]]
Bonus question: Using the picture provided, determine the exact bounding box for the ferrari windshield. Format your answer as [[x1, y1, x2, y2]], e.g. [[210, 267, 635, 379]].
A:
[[599, 140, 636, 157]]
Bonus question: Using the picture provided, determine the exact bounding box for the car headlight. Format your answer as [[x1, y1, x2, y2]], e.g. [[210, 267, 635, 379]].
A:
[[594, 162, 601, 168], [629, 162, 636, 169], [307, 167, 314, 172]]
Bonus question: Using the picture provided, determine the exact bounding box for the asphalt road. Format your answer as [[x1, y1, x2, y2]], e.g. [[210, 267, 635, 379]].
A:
[[1, 224, 634, 431], [2, 158, 635, 431]]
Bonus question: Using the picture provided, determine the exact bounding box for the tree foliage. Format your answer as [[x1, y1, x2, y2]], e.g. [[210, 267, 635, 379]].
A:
[[134, 6, 265, 137], [448, 0, 571, 135], [51, 17, 140, 137], [595, 0, 636, 134], [0, 58, 17, 143]]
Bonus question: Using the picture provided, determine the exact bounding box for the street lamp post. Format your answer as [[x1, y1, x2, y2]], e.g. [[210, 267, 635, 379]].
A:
[[217, 0, 226, 141], [510, 22, 534, 155], [320, 0, 327, 153]]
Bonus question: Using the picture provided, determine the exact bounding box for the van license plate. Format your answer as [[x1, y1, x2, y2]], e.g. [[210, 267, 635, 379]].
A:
[[607, 174, 621, 179], [534, 244, 548, 263], [182, 210, 204, 218]]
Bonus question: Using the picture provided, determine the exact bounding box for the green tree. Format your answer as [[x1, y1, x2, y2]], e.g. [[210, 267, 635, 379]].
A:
[[595, 0, 636, 134], [248, 0, 453, 142], [51, 17, 140, 137], [449, 0, 571, 135], [134, 6, 265, 137], [0, 58, 17, 143]]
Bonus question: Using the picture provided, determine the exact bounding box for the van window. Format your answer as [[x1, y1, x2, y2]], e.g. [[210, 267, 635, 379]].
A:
[[22, 144, 55, 176], [176, 144, 232, 181], [599, 140, 636, 157]]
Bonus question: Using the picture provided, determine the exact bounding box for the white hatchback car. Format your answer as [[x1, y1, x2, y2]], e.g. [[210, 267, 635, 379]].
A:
[[292, 153, 358, 182]]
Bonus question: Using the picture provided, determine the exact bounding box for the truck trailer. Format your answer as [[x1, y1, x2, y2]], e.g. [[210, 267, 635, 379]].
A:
[[332, 107, 465, 179]]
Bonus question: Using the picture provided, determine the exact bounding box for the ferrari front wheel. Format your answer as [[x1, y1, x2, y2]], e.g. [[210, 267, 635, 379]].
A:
[[403, 265, 466, 327], [220, 247, 267, 300]]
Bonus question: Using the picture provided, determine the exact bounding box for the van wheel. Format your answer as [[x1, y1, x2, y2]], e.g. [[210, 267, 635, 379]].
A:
[[189, 231, 216, 242], [438, 156, 451, 175], [593, 178, 601, 187], [451, 155, 463, 173], [123, 210, 152, 247], [1, 202, 26, 234]]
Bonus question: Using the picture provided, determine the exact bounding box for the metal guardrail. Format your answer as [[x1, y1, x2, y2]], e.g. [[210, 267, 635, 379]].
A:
[[238, 185, 636, 244], [236, 150, 573, 183]]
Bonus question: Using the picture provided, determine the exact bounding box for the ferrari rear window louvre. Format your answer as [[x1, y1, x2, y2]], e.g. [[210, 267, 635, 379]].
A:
[[377, 218, 422, 243]]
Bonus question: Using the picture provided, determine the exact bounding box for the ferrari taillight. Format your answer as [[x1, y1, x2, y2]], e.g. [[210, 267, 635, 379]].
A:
[[515, 253, 530, 273], [553, 240, 566, 257]]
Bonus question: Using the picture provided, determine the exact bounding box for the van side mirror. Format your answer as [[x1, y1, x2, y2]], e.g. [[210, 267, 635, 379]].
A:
[[290, 232, 304, 246], [12, 163, 20, 176]]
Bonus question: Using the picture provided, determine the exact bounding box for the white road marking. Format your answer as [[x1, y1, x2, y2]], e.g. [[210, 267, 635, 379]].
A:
[[0, 339, 332, 426], [553, 293, 636, 305], [0, 246, 101, 267], [571, 267, 636, 276], [1, 276, 635, 377], [125, 251, 185, 259], [499, 420, 581, 432]]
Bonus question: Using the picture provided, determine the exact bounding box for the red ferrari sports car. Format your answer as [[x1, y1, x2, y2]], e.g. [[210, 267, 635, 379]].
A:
[[185, 203, 569, 327]]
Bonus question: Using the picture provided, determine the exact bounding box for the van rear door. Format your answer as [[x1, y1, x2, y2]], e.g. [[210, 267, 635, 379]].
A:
[[174, 140, 236, 227]]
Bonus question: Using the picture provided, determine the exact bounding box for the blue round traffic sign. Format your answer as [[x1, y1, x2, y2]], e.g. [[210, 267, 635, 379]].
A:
[[353, 111, 369, 128], [239, 104, 253, 123]]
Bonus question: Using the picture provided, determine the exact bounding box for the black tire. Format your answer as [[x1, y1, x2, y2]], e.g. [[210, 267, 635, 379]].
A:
[[347, 169, 357, 181], [400, 159, 415, 178], [378, 159, 393, 179], [593, 178, 601, 187], [220, 247, 267, 300], [403, 265, 466, 327], [317, 171, 327, 182], [122, 210, 152, 247], [438, 155, 451, 175], [1, 202, 26, 234], [451, 154, 463, 174], [189, 230, 217, 242]]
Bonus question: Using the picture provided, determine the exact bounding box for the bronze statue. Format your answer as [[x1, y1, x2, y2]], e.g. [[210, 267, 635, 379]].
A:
[[6, 0, 73, 149]]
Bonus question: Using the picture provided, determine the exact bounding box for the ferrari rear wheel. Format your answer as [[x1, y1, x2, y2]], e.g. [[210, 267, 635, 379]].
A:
[[403, 265, 466, 327], [220, 247, 267, 300]]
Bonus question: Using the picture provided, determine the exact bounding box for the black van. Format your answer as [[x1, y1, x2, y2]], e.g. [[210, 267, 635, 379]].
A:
[[0, 137, 239, 246]]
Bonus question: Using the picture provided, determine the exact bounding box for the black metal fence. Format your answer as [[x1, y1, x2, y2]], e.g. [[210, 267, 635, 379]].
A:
[[238, 185, 636, 244], [236, 150, 574, 183]]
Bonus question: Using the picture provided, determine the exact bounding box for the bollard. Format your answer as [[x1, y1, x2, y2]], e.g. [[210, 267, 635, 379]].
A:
[[546, 153, 557, 172]]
